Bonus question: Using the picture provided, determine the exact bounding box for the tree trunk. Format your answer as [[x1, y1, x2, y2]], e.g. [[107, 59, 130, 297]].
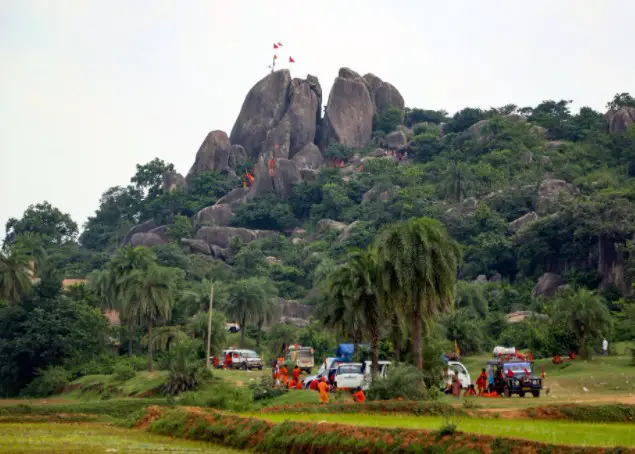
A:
[[579, 332, 586, 359], [370, 334, 379, 378], [413, 307, 423, 370], [147, 318, 153, 372], [256, 319, 263, 349], [240, 315, 246, 348], [128, 320, 134, 357]]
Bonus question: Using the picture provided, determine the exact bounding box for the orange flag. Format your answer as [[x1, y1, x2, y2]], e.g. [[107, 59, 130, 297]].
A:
[[289, 56, 295, 63]]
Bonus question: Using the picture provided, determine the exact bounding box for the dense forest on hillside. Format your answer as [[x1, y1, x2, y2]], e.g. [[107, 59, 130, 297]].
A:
[[2, 80, 635, 396]]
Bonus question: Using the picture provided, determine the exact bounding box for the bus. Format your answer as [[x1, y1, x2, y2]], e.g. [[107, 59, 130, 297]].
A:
[[285, 345, 314, 373]]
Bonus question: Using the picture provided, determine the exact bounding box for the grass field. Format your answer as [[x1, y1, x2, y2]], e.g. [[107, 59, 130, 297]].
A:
[[0, 422, 244, 453], [254, 413, 635, 448]]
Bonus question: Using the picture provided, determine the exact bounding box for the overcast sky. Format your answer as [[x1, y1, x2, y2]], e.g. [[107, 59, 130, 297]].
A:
[[1, 0, 633, 241]]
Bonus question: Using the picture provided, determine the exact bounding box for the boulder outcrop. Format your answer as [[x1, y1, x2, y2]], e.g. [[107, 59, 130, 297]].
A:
[[292, 143, 324, 170], [320, 68, 374, 150], [193, 204, 233, 228], [130, 232, 167, 247], [317, 219, 348, 234], [536, 179, 578, 214], [187, 130, 231, 178], [532, 272, 566, 298], [510, 212, 538, 230], [121, 220, 157, 246], [163, 171, 187, 192], [605, 106, 635, 133], [196, 226, 257, 249], [363, 73, 405, 116], [245, 155, 302, 200], [181, 238, 212, 255]]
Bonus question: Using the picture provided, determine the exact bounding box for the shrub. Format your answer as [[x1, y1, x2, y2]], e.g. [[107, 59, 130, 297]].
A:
[[161, 342, 210, 396], [113, 363, 136, 382], [20, 366, 71, 397], [366, 364, 439, 401], [71, 354, 117, 377], [437, 418, 458, 438], [250, 375, 287, 401]]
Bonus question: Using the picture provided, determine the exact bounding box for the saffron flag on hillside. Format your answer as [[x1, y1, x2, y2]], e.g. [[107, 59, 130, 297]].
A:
[[273, 43, 279, 49], [289, 56, 295, 63]]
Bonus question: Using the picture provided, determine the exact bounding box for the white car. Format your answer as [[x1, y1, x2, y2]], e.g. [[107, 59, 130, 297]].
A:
[[335, 360, 392, 390], [303, 357, 344, 388], [444, 361, 471, 389]]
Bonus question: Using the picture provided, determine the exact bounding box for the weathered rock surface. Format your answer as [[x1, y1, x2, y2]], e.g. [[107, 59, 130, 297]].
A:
[[384, 131, 407, 149], [194, 204, 233, 228], [254, 230, 279, 240], [597, 236, 630, 295], [532, 273, 566, 298], [261, 115, 291, 159], [605, 106, 635, 133], [362, 73, 405, 115], [187, 130, 231, 178], [362, 185, 399, 203], [228, 145, 248, 169], [292, 143, 324, 170], [149, 225, 171, 241], [317, 219, 348, 234], [287, 77, 321, 157], [320, 68, 374, 150], [122, 220, 158, 245], [230, 70, 292, 160], [300, 169, 319, 181], [536, 179, 577, 213], [510, 212, 538, 230], [280, 299, 314, 320], [196, 226, 257, 249], [163, 171, 187, 192], [246, 155, 302, 200], [216, 187, 249, 206], [130, 232, 167, 248], [181, 238, 212, 255]]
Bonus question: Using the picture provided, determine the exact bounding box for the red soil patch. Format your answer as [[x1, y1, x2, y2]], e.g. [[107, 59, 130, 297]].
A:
[[135, 405, 165, 429]]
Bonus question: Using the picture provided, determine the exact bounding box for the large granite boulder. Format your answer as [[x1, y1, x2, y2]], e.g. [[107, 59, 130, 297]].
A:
[[163, 171, 187, 192], [228, 145, 248, 169], [193, 204, 233, 228], [130, 232, 167, 247], [362, 73, 405, 117], [536, 179, 577, 214], [216, 187, 249, 206], [320, 68, 374, 150], [532, 273, 566, 298], [317, 219, 348, 234], [196, 226, 257, 249], [261, 115, 291, 159], [383, 131, 407, 149], [181, 238, 212, 255], [287, 77, 321, 158], [605, 106, 635, 133], [291, 143, 324, 170], [246, 155, 302, 200], [279, 299, 314, 320], [229, 70, 292, 160], [187, 130, 231, 178], [121, 220, 158, 246]]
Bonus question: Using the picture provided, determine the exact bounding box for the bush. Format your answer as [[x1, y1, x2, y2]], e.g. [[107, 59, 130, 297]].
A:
[[366, 364, 439, 401], [113, 363, 136, 382], [161, 342, 210, 396], [21, 366, 71, 397], [71, 354, 117, 377], [250, 375, 287, 401]]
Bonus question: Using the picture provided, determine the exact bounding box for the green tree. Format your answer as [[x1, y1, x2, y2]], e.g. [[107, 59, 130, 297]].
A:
[[120, 265, 179, 371], [375, 217, 461, 370], [606, 92, 635, 111], [454, 280, 488, 316], [227, 277, 278, 347], [5, 202, 78, 247], [441, 161, 473, 202], [555, 288, 612, 359], [374, 108, 404, 134], [131, 158, 174, 200], [0, 246, 33, 303], [167, 215, 193, 242]]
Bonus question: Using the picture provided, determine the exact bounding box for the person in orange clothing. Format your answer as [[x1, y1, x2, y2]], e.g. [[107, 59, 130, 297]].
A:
[[292, 365, 301, 382], [318, 377, 329, 404], [464, 384, 477, 396], [281, 364, 289, 386], [224, 352, 232, 369], [288, 378, 298, 389], [296, 379, 303, 390], [212, 356, 219, 368], [476, 368, 488, 395], [353, 387, 365, 403]]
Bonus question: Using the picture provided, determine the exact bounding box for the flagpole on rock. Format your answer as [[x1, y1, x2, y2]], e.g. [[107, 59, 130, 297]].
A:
[[206, 284, 215, 370]]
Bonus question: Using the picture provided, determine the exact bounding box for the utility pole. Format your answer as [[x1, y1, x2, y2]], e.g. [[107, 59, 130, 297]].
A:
[[206, 284, 214, 370]]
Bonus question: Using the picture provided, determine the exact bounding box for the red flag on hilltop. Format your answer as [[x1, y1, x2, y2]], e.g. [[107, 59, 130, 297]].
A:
[[273, 43, 278, 49], [277, 42, 283, 46], [289, 56, 295, 63], [273, 54, 277, 59]]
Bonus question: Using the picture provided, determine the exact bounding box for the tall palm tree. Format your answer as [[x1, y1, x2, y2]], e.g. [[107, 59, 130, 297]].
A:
[[0, 246, 33, 303], [344, 249, 385, 376], [455, 280, 488, 316], [121, 265, 177, 371], [227, 277, 278, 347], [253, 279, 279, 350], [188, 311, 228, 356], [556, 288, 612, 359], [442, 161, 473, 203], [106, 246, 157, 356], [375, 217, 461, 370], [320, 266, 363, 346]]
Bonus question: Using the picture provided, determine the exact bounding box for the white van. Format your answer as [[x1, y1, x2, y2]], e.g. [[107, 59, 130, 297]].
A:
[[335, 360, 391, 390], [444, 361, 471, 389]]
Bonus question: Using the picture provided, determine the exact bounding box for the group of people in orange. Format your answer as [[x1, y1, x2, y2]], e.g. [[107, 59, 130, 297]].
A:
[[270, 358, 365, 405], [242, 168, 255, 188]]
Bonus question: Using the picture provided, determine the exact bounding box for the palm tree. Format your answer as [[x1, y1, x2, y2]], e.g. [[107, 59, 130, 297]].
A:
[[556, 288, 612, 359], [188, 311, 228, 356], [120, 265, 178, 371], [227, 277, 278, 347], [0, 246, 33, 303], [320, 266, 364, 346], [375, 217, 461, 370], [106, 246, 157, 356], [455, 280, 488, 316], [253, 280, 280, 349], [441, 161, 473, 203]]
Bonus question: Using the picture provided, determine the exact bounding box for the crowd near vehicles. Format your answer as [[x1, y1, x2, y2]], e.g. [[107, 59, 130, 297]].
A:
[[487, 358, 542, 397], [443, 360, 472, 389], [303, 355, 391, 390], [285, 344, 314, 373]]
